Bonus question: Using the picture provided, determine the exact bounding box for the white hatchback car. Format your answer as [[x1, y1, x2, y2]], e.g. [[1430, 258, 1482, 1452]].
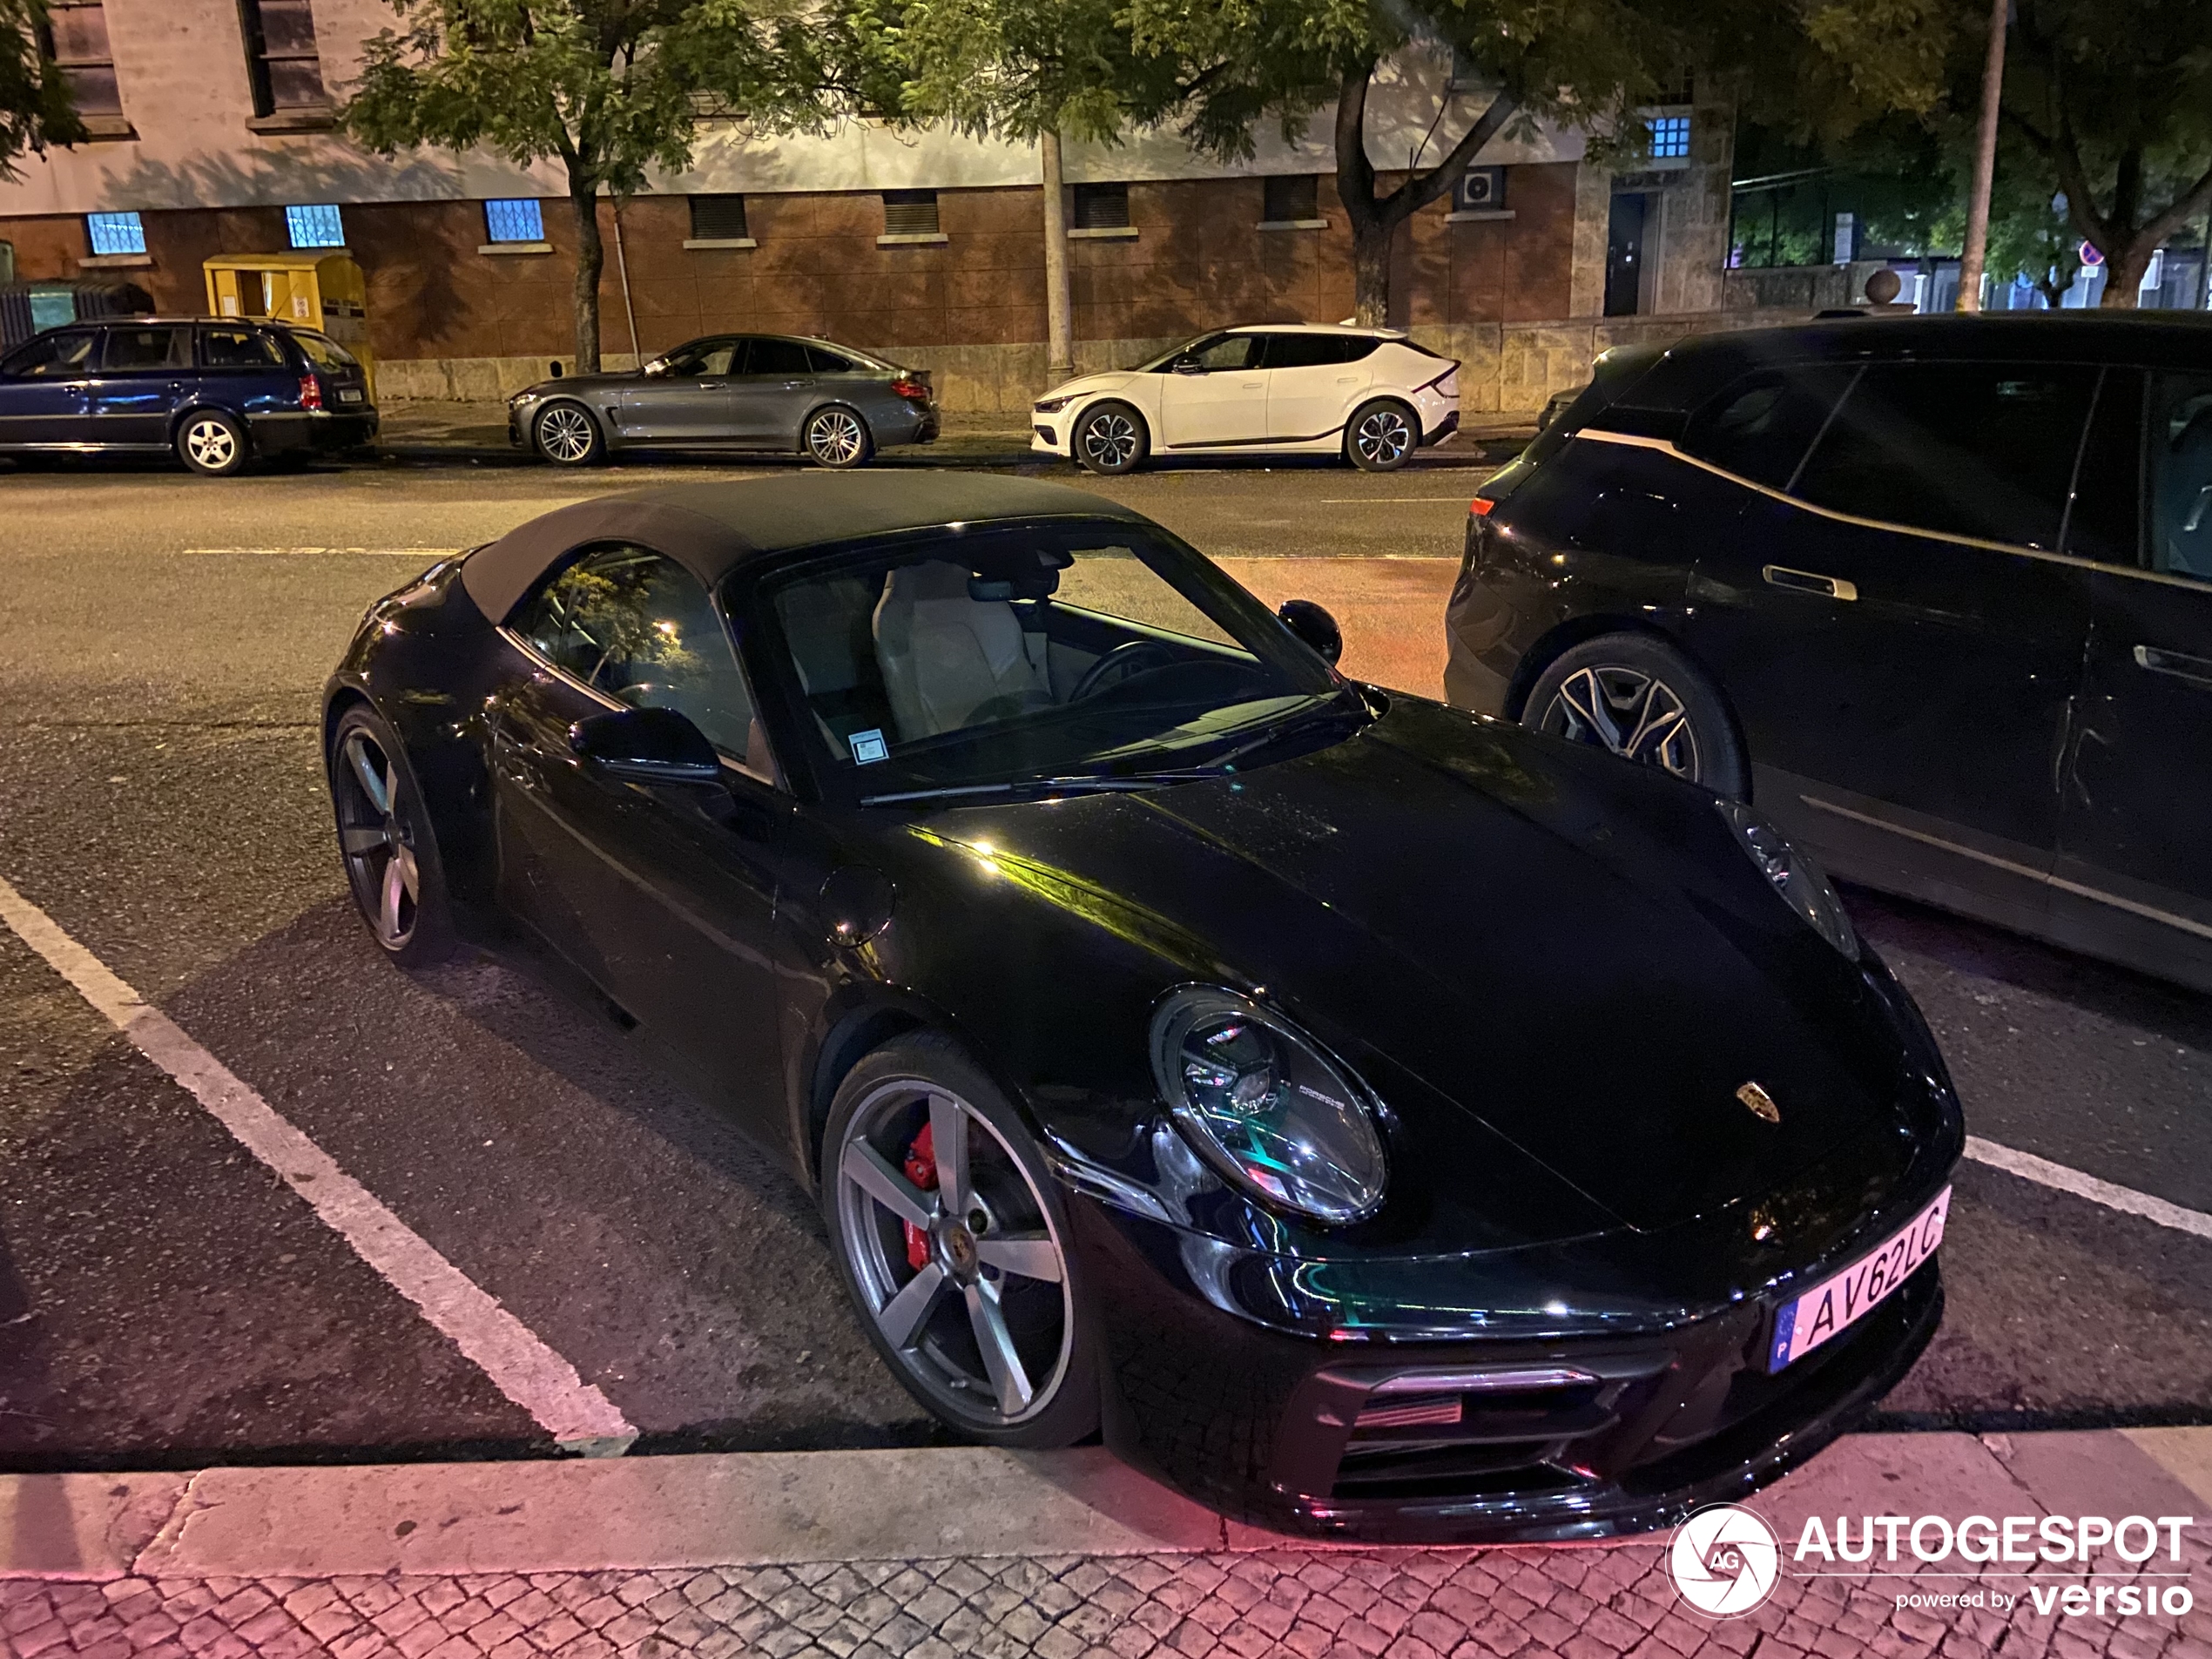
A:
[[1029, 325, 1461, 475]]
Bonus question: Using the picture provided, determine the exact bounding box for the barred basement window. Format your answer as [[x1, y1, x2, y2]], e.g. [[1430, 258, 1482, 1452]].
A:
[[44, 1, 122, 116], [484, 199, 545, 243], [87, 211, 145, 255], [238, 0, 327, 115], [881, 190, 940, 237], [1264, 175, 1319, 223], [286, 203, 345, 249], [1072, 182, 1129, 231], [689, 195, 749, 240]]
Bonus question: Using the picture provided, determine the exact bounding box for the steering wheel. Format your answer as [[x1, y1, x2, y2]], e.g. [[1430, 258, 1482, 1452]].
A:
[[1071, 638, 1178, 701]]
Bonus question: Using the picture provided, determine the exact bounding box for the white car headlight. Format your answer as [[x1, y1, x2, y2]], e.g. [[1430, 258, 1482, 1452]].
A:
[[1034, 395, 1075, 415], [1716, 799, 1859, 959], [1149, 987, 1387, 1224]]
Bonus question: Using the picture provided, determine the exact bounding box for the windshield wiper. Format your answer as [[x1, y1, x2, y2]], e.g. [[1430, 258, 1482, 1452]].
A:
[[1201, 698, 1368, 772], [860, 767, 1230, 806]]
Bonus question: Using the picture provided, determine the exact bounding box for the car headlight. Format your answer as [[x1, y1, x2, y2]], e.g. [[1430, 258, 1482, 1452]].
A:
[[1716, 799, 1858, 959], [1033, 395, 1074, 415], [1149, 987, 1387, 1224]]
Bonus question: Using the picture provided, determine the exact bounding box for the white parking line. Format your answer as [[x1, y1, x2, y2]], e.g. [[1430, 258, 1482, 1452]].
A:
[[1314, 496, 1477, 504], [177, 547, 459, 557], [1964, 1135, 2212, 1241], [0, 873, 637, 1456]]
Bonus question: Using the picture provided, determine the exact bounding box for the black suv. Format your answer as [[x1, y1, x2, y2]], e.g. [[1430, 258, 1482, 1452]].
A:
[[1446, 314, 2212, 993], [0, 315, 377, 475]]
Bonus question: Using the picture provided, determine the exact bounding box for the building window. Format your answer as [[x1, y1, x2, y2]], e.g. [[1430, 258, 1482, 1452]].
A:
[[86, 211, 146, 256], [44, 1, 122, 116], [484, 199, 545, 243], [1072, 182, 1130, 231], [881, 190, 940, 237], [689, 194, 749, 240], [286, 203, 346, 248], [1648, 115, 1691, 160], [1263, 176, 1320, 223], [238, 0, 327, 115]]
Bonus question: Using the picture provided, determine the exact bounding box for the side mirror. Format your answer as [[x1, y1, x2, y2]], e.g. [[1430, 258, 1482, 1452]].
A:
[[1171, 357, 1204, 374], [1278, 598, 1343, 665], [570, 706, 721, 784]]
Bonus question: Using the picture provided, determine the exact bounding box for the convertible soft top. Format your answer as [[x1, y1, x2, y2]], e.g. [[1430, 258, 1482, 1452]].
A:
[[459, 474, 1144, 622]]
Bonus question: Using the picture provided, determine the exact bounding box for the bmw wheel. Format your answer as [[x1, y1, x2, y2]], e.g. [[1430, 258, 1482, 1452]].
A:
[[1345, 399, 1417, 472], [1522, 632, 1749, 799], [805, 405, 873, 469], [1072, 401, 1147, 475], [824, 1033, 1097, 1446], [533, 401, 604, 467], [177, 410, 248, 477], [327, 705, 456, 967]]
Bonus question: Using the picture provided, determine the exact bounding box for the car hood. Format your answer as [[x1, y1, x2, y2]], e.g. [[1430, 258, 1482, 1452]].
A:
[[1039, 369, 1143, 406], [516, 371, 639, 398], [913, 698, 1924, 1235]]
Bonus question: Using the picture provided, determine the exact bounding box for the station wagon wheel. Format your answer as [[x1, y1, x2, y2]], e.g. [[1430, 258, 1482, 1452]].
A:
[[534, 401, 604, 467], [1522, 632, 1749, 799], [1073, 401, 1147, 475], [327, 705, 456, 966], [177, 410, 247, 477], [805, 406, 873, 469], [824, 1035, 1097, 1446], [1346, 399, 1416, 472]]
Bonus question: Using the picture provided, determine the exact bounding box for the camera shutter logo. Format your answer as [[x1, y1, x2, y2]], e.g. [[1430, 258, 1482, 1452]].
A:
[[1670, 1504, 1782, 1616]]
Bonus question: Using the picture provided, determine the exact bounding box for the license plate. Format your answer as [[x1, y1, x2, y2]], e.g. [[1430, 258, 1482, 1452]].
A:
[[1766, 1186, 1949, 1372], [338, 388, 365, 403]]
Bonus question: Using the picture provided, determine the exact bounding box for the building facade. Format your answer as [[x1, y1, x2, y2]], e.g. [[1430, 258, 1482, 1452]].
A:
[[0, 0, 1741, 413]]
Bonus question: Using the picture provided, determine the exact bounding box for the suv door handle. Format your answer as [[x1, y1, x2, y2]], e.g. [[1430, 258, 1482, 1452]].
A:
[[1763, 564, 1858, 601], [2132, 644, 2212, 687]]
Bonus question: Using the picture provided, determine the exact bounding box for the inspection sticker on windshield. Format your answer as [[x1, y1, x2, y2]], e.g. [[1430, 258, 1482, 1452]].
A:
[[848, 728, 888, 765], [1767, 1186, 1949, 1372]]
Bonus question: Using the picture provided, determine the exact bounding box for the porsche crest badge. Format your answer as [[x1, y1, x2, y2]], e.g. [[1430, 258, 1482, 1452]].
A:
[[1736, 1082, 1781, 1123]]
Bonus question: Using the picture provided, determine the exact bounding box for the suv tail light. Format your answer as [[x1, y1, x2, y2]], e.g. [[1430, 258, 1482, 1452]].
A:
[[890, 375, 931, 403], [299, 374, 324, 411]]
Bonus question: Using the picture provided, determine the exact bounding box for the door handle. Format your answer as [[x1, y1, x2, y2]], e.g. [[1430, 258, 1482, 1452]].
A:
[[2132, 644, 2212, 687], [783, 381, 806, 389], [1762, 564, 1858, 602]]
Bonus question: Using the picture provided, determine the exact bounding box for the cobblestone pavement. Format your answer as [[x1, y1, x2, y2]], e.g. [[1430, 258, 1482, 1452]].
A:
[[6, 1534, 2209, 1659]]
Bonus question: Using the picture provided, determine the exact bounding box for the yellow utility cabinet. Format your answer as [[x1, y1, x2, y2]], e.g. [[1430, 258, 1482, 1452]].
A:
[[202, 252, 375, 397]]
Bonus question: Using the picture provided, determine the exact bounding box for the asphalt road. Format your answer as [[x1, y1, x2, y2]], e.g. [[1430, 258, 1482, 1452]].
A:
[[0, 450, 2205, 1476]]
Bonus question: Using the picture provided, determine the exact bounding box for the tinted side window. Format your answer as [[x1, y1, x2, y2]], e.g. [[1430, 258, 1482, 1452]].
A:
[[1680, 366, 1856, 490], [2148, 371, 2212, 583], [806, 345, 858, 374], [1258, 334, 1347, 370], [509, 544, 758, 759], [748, 338, 813, 375], [1791, 362, 2100, 550], [102, 326, 191, 370], [4, 331, 98, 377], [2065, 368, 2143, 567], [1180, 334, 1260, 372], [664, 340, 738, 376], [201, 327, 286, 368]]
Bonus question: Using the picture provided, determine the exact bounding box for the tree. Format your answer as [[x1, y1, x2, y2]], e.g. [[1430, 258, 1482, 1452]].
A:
[[1998, 0, 2212, 308], [0, 0, 84, 180], [1120, 0, 1702, 327], [345, 1, 842, 369]]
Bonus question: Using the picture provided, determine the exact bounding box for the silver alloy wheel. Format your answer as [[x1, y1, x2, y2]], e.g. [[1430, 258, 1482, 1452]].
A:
[[807, 408, 867, 466], [536, 404, 597, 464], [1540, 664, 1703, 780], [183, 416, 239, 472], [1352, 406, 1413, 468], [834, 1079, 1073, 1426], [335, 730, 421, 948], [1078, 410, 1139, 470]]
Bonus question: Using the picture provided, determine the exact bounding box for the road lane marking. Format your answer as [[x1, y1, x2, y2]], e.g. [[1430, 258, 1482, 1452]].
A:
[[0, 873, 637, 1456], [178, 546, 459, 557], [1315, 496, 1478, 504], [1965, 1135, 2212, 1242]]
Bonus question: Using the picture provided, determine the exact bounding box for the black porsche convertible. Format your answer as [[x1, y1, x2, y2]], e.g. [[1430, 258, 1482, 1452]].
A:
[[322, 475, 1961, 1541]]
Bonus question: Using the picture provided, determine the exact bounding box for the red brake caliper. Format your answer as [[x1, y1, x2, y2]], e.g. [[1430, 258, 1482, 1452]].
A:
[[903, 1121, 938, 1271]]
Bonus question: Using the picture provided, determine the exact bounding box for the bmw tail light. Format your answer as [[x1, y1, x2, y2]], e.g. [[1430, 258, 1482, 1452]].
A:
[[299, 375, 324, 411], [891, 375, 931, 403]]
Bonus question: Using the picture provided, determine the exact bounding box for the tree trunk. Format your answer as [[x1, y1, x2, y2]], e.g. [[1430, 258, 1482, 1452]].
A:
[[1350, 223, 1392, 327], [1040, 128, 1074, 383], [570, 172, 605, 372], [1956, 0, 2008, 312], [2098, 240, 2151, 308]]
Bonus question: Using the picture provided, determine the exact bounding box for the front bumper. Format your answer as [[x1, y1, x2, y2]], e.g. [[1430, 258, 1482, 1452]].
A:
[[1031, 411, 1072, 456]]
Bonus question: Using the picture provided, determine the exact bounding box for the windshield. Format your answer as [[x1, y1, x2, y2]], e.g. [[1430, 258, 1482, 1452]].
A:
[[760, 522, 1355, 800]]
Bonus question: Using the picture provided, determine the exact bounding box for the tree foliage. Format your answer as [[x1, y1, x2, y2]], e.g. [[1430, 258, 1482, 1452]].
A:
[[344, 0, 850, 368], [894, 0, 1180, 144], [0, 0, 83, 181]]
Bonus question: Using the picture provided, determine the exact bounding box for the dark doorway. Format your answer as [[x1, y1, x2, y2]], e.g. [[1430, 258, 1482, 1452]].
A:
[[1605, 192, 1648, 317]]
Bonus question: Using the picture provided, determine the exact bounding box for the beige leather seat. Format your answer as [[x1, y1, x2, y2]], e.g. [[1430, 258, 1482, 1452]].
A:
[[873, 560, 1055, 741]]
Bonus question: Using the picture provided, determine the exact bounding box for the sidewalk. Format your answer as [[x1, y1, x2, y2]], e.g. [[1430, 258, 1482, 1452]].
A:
[[4, 1430, 2209, 1658]]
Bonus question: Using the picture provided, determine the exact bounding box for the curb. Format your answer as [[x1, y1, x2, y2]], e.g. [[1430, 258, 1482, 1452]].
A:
[[4, 1427, 2207, 1583]]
